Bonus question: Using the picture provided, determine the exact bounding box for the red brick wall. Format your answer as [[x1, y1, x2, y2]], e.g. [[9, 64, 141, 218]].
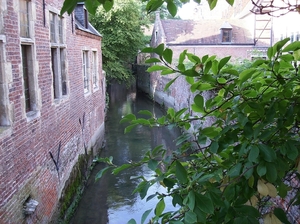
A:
[[0, 0, 105, 223]]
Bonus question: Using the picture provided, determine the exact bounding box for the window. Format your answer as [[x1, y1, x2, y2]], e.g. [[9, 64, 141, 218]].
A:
[[92, 51, 98, 89], [296, 32, 300, 41], [0, 41, 10, 126], [19, 0, 30, 38], [83, 51, 89, 93], [290, 32, 294, 43], [221, 29, 232, 43], [50, 11, 67, 99], [21, 44, 36, 112]]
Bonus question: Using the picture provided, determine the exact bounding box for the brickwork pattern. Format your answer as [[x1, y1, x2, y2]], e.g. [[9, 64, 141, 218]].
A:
[[0, 0, 105, 223]]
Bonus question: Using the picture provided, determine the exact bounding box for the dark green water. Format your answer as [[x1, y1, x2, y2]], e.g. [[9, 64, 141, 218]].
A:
[[71, 83, 180, 224]]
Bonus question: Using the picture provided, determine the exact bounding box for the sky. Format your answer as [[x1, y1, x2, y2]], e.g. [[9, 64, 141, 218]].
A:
[[178, 1, 199, 19]]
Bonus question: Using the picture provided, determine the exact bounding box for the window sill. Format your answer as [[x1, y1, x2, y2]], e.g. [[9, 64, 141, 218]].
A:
[[26, 110, 40, 122]]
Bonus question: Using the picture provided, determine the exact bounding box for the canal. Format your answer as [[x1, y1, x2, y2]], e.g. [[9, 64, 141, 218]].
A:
[[70, 83, 181, 224]]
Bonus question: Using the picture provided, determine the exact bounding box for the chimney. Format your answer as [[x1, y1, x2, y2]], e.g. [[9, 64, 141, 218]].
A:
[[155, 11, 160, 21]]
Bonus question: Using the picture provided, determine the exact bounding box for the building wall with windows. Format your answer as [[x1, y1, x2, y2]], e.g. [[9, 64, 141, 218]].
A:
[[0, 0, 105, 222]]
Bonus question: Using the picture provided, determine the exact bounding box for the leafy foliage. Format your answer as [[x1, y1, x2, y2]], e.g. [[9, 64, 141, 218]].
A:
[[89, 0, 148, 83], [98, 38, 300, 223], [61, 0, 233, 17]]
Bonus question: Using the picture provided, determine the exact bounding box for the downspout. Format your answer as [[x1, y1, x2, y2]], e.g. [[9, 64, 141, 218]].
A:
[[43, 0, 46, 27], [71, 13, 74, 33]]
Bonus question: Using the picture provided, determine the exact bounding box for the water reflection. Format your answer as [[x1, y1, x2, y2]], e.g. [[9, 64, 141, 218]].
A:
[[71, 83, 180, 224]]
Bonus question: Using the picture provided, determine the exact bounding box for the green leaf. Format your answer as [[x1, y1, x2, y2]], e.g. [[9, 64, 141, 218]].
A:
[[138, 110, 153, 117], [164, 77, 178, 91], [183, 69, 200, 77], [187, 191, 196, 210], [145, 58, 161, 63], [95, 166, 111, 181], [210, 141, 219, 153], [103, 0, 114, 12], [282, 41, 300, 52], [120, 113, 136, 124], [258, 144, 276, 162], [194, 94, 204, 111], [161, 68, 175, 75], [141, 209, 152, 224], [147, 65, 168, 72], [228, 163, 242, 177], [184, 211, 197, 223], [257, 163, 266, 176], [201, 127, 221, 138], [84, 0, 100, 15], [196, 193, 214, 214], [217, 77, 227, 84], [175, 160, 188, 184], [212, 60, 218, 75], [235, 205, 260, 217], [226, 0, 234, 6], [167, 1, 177, 17], [266, 162, 277, 182], [141, 47, 154, 53], [273, 208, 291, 224], [154, 43, 165, 56], [163, 48, 173, 64], [197, 83, 214, 91], [267, 47, 273, 59], [148, 159, 158, 171], [155, 199, 165, 216], [248, 145, 259, 162], [218, 56, 231, 71], [124, 124, 138, 133], [127, 219, 137, 224], [179, 50, 187, 64], [60, 0, 77, 15], [208, 0, 218, 10], [239, 68, 256, 85], [112, 164, 132, 175], [133, 181, 150, 199]]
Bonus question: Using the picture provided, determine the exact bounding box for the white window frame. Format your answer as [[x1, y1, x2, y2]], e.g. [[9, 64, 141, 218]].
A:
[[83, 50, 90, 94], [221, 29, 232, 43], [49, 11, 67, 101], [92, 50, 99, 90], [19, 0, 40, 119]]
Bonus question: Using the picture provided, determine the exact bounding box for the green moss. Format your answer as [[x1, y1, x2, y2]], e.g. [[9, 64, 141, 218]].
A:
[[58, 146, 105, 224]]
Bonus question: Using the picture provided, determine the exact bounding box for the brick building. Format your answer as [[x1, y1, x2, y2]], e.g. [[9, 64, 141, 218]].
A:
[[0, 0, 105, 223]]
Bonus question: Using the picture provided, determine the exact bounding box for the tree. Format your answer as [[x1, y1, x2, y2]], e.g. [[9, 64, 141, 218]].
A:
[[99, 39, 300, 224], [89, 0, 148, 82], [61, 0, 300, 223]]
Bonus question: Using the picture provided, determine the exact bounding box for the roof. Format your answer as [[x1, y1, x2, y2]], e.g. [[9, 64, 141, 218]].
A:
[[74, 3, 101, 37], [75, 19, 102, 37], [160, 19, 254, 45]]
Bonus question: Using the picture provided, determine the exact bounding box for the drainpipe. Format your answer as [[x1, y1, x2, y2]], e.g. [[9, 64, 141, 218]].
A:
[[43, 0, 46, 27]]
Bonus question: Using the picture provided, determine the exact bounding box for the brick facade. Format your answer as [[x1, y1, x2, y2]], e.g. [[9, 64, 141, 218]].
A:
[[0, 0, 105, 223]]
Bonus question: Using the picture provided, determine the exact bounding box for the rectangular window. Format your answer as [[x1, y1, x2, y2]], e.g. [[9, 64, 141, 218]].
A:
[[83, 51, 89, 93], [50, 11, 67, 99], [222, 29, 232, 43], [291, 32, 294, 43], [50, 12, 56, 42], [21, 45, 33, 112], [0, 41, 9, 126], [92, 51, 98, 89], [19, 0, 30, 38]]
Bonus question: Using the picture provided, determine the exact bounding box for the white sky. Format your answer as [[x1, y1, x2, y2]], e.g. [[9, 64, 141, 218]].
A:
[[178, 2, 199, 20]]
